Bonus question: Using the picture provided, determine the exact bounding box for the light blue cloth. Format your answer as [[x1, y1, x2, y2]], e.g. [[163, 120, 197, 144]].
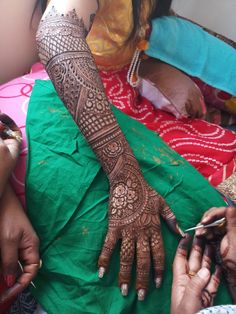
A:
[[146, 16, 236, 95], [198, 305, 236, 314]]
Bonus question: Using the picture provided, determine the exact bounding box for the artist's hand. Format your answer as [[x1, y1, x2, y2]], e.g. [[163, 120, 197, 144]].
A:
[[98, 167, 184, 300], [171, 235, 221, 314], [0, 113, 22, 165], [196, 206, 236, 303], [196, 206, 236, 266], [0, 113, 22, 196], [0, 185, 40, 303]]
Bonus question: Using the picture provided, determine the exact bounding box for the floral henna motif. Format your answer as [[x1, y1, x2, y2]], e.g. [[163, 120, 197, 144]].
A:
[[36, 7, 183, 299]]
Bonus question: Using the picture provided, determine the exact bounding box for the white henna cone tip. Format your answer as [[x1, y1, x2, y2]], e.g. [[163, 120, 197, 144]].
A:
[[121, 284, 128, 296], [155, 277, 162, 288], [98, 267, 106, 279], [137, 289, 146, 301]]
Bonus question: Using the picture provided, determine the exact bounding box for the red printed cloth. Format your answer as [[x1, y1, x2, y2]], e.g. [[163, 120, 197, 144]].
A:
[[100, 67, 236, 186]]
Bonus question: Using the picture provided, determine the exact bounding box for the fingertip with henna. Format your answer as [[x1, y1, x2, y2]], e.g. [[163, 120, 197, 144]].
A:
[[121, 283, 128, 296], [98, 267, 106, 279], [137, 289, 146, 301]]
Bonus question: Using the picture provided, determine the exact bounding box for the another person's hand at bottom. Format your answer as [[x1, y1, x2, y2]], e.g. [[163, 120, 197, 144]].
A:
[[171, 235, 221, 314], [0, 184, 40, 303], [0, 113, 39, 303], [196, 206, 236, 303]]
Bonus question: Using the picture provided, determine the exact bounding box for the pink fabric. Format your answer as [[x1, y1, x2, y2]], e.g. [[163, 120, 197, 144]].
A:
[[0, 63, 48, 206]]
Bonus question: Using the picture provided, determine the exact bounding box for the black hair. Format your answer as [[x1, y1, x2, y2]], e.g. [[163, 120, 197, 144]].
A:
[[131, 0, 172, 39], [32, 0, 47, 18], [152, 0, 173, 19]]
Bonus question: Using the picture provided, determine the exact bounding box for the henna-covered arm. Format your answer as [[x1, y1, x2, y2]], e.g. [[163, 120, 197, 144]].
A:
[[36, 1, 139, 181], [36, 0, 184, 300]]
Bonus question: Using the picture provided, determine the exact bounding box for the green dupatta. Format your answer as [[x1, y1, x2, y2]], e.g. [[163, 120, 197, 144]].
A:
[[26, 80, 231, 314]]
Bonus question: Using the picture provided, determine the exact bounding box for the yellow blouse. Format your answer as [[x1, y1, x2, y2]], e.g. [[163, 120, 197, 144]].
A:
[[46, 0, 153, 70]]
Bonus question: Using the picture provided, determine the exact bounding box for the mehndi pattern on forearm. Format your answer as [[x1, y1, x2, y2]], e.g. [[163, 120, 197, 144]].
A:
[[36, 7, 139, 179]]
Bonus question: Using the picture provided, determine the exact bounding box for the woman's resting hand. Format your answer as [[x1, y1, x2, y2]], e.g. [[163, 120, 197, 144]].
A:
[[98, 166, 184, 300]]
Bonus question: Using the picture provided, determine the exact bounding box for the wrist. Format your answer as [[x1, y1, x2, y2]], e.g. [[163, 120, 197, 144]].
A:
[[107, 152, 142, 184]]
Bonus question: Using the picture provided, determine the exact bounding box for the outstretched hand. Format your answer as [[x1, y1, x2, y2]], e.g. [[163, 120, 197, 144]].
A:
[[98, 168, 184, 300], [171, 235, 221, 314]]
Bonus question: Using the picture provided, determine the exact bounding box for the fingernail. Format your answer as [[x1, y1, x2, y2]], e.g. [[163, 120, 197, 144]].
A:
[[197, 267, 210, 279], [121, 284, 128, 296], [195, 229, 201, 236], [202, 217, 208, 223], [3, 275, 16, 288], [98, 267, 105, 279], [195, 229, 204, 237], [137, 289, 145, 301], [155, 277, 162, 288]]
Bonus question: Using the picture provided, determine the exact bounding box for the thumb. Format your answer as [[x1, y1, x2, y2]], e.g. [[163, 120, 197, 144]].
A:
[[185, 268, 210, 300]]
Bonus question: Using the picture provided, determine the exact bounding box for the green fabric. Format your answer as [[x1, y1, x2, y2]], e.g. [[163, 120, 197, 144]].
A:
[[26, 80, 231, 314]]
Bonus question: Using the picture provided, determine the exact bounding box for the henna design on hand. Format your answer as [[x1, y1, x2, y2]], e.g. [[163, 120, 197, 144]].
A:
[[36, 7, 183, 299], [201, 288, 214, 308], [204, 235, 236, 303], [222, 258, 236, 303]]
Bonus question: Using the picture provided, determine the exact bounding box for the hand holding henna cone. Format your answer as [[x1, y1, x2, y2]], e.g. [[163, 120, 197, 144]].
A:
[[195, 206, 236, 303], [0, 114, 22, 143], [0, 114, 22, 196]]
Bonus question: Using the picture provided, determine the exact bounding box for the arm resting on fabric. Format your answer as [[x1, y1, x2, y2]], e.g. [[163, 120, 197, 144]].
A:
[[36, 1, 184, 297], [36, 1, 141, 182]]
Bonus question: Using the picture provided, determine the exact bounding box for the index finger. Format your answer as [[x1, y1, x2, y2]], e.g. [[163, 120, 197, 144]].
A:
[[196, 207, 227, 238], [173, 234, 192, 277], [201, 207, 227, 224]]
